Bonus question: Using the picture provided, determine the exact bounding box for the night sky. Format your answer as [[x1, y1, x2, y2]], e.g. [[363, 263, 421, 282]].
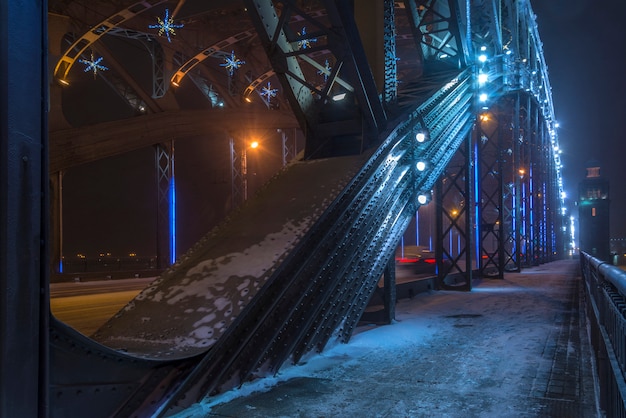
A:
[[531, 0, 626, 238], [60, 1, 626, 262]]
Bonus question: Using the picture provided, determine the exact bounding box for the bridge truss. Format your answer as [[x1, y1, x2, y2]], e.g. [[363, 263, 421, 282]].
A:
[[3, 0, 566, 416]]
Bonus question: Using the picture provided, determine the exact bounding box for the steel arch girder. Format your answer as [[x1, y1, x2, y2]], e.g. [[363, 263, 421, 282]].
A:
[[53, 0, 167, 82], [243, 0, 387, 158]]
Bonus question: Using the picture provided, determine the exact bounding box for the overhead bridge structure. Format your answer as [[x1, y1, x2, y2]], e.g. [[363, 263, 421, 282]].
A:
[[2, 1, 565, 417]]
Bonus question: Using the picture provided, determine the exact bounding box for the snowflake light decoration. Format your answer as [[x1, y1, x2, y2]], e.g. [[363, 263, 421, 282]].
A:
[[220, 51, 245, 76], [149, 9, 183, 43], [317, 59, 332, 82], [260, 82, 278, 102], [79, 53, 108, 79], [297, 27, 317, 50]]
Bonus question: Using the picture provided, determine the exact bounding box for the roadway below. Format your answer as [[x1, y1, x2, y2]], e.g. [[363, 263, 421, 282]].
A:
[[48, 269, 427, 338], [50, 277, 155, 336], [49, 267, 432, 338]]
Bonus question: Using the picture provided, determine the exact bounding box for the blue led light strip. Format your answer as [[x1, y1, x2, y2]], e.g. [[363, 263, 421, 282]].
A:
[[170, 175, 176, 265], [473, 140, 480, 265], [169, 142, 176, 265]]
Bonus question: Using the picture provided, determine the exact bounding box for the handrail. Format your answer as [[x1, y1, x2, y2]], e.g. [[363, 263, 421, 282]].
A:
[[579, 251, 626, 416], [592, 256, 626, 299]]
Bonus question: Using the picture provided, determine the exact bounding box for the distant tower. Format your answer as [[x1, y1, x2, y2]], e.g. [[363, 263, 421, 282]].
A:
[[578, 161, 610, 261]]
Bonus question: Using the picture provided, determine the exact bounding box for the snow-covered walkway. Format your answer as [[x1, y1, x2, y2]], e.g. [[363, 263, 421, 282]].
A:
[[173, 259, 600, 417]]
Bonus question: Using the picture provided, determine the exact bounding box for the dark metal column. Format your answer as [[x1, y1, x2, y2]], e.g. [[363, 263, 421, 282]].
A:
[[434, 129, 473, 290], [155, 141, 174, 269], [0, 1, 49, 416], [477, 107, 505, 279], [497, 112, 507, 275], [280, 129, 295, 167], [519, 94, 531, 266], [500, 96, 522, 272], [525, 96, 542, 266], [383, 257, 396, 323], [50, 171, 63, 274], [530, 98, 543, 264], [513, 93, 525, 269], [229, 136, 246, 208]]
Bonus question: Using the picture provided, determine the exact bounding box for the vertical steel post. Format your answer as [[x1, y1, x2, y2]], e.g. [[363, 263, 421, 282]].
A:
[[170, 142, 176, 264], [230, 137, 238, 208], [513, 93, 523, 270], [281, 130, 288, 167], [0, 1, 49, 416], [435, 130, 473, 290], [496, 111, 506, 279], [527, 97, 536, 265], [477, 107, 505, 279], [241, 143, 248, 202], [473, 117, 483, 273], [155, 142, 174, 269], [230, 136, 247, 207], [532, 99, 542, 264], [280, 129, 297, 167], [435, 179, 445, 289], [464, 129, 474, 289], [382, 257, 396, 323], [524, 94, 533, 266], [50, 171, 64, 274], [149, 40, 166, 98]]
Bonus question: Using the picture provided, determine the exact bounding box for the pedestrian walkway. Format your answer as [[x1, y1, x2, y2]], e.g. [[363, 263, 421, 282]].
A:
[[174, 259, 600, 417]]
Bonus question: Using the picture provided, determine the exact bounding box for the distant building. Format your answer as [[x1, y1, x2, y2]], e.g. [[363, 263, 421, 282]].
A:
[[610, 238, 626, 265], [578, 162, 610, 262]]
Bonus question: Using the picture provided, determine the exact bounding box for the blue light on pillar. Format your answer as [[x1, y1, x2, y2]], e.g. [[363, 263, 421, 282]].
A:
[[415, 210, 419, 247], [170, 176, 176, 265], [474, 141, 480, 264]]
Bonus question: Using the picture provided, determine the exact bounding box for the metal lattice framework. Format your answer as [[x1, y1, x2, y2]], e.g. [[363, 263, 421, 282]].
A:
[[244, 0, 387, 158], [434, 129, 473, 289], [403, 0, 467, 69], [229, 136, 246, 207], [3, 1, 568, 417]]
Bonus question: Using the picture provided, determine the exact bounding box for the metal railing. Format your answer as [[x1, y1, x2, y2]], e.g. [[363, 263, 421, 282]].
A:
[[580, 251, 626, 417]]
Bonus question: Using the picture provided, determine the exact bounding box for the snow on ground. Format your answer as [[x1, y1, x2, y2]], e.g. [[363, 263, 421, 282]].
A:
[[171, 292, 444, 417], [172, 260, 598, 417]]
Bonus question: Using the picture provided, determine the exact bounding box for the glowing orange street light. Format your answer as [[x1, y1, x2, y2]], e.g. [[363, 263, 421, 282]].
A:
[[250, 140, 259, 149]]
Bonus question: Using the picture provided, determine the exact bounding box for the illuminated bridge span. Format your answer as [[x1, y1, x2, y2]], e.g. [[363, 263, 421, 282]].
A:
[[4, 1, 570, 417]]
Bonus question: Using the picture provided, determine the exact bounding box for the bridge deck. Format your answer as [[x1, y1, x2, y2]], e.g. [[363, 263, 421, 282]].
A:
[[189, 259, 600, 417]]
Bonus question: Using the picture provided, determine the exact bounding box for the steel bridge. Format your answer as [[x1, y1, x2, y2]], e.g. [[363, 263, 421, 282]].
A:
[[3, 1, 568, 417]]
